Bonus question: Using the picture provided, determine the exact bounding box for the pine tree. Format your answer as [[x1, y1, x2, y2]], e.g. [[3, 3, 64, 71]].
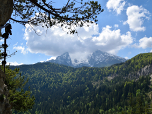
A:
[[2, 65, 35, 113]]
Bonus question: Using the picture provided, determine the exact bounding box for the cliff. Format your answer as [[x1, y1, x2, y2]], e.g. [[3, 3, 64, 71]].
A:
[[127, 64, 152, 79], [0, 69, 12, 114]]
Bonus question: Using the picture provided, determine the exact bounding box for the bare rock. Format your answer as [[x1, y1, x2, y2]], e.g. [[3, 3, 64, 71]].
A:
[[128, 64, 152, 79], [0, 69, 12, 114], [0, 0, 13, 36]]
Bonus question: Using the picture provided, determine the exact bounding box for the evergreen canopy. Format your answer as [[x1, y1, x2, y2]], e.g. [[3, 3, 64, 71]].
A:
[[11, 0, 104, 34]]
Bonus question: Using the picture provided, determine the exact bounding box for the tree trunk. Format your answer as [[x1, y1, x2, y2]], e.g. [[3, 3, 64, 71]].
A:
[[0, 0, 13, 114], [0, 0, 13, 36], [0, 70, 12, 114]]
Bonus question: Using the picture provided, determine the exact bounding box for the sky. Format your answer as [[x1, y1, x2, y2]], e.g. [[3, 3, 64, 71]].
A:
[[1, 0, 152, 66]]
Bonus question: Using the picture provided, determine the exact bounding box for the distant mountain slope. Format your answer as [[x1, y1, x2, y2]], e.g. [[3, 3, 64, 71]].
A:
[[10, 52, 152, 80], [10, 52, 152, 114], [10, 62, 75, 76], [87, 50, 126, 67], [47, 50, 127, 67]]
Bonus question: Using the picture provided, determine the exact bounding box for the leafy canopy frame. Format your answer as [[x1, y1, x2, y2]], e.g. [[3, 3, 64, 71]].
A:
[[11, 0, 104, 34]]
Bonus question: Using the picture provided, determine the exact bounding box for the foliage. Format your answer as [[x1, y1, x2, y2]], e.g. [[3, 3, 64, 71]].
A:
[[11, 0, 104, 34], [1, 65, 35, 113], [9, 52, 152, 114]]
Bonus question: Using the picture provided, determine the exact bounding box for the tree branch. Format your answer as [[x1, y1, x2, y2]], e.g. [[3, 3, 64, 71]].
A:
[[29, 0, 91, 21], [10, 18, 29, 25]]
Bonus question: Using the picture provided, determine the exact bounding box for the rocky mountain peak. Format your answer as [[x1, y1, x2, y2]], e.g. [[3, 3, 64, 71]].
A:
[[48, 52, 72, 66], [89, 50, 107, 63], [47, 50, 127, 68], [56, 52, 70, 61]]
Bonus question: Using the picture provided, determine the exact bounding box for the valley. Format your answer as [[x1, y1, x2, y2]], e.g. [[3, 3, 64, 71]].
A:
[[7, 52, 152, 114]]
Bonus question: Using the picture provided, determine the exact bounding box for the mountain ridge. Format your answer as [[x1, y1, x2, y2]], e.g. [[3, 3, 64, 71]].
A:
[[47, 50, 127, 68], [9, 52, 152, 114]]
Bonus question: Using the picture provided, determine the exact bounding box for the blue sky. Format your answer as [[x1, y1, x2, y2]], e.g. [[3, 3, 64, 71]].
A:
[[1, 0, 152, 65]]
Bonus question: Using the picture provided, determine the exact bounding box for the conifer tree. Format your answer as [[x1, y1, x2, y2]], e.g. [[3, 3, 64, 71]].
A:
[[1, 65, 35, 113]]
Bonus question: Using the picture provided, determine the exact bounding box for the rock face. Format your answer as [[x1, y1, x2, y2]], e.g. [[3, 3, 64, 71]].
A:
[[48, 52, 73, 66], [0, 0, 13, 36], [87, 50, 126, 67], [108, 64, 152, 80], [127, 64, 152, 79], [47, 50, 127, 68], [0, 69, 12, 114]]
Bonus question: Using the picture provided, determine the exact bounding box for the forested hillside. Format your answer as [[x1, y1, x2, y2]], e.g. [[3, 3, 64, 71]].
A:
[[10, 53, 152, 114]]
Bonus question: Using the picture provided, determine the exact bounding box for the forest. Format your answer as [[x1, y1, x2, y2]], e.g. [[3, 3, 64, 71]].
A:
[[6, 52, 152, 114]]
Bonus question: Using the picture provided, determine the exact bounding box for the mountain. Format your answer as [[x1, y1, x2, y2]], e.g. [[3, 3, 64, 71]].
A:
[[47, 50, 127, 67], [9, 52, 152, 114], [48, 52, 73, 66], [87, 50, 126, 67]]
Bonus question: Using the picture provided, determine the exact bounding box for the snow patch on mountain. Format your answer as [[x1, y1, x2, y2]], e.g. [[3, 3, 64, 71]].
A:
[[46, 50, 127, 68]]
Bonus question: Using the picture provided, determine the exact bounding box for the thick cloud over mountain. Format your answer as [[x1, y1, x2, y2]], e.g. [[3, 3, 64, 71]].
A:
[[9, 0, 152, 66], [23, 22, 133, 61]]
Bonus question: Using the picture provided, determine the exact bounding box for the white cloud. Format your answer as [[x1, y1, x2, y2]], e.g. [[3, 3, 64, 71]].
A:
[[114, 24, 119, 28], [132, 37, 152, 49], [92, 25, 133, 54], [24, 22, 133, 61], [7, 61, 24, 66], [13, 46, 28, 54], [0, 38, 4, 42], [106, 0, 125, 14], [123, 5, 150, 32], [46, 57, 56, 61], [24, 21, 99, 60], [124, 57, 129, 59], [39, 57, 56, 63], [13, 42, 18, 46]]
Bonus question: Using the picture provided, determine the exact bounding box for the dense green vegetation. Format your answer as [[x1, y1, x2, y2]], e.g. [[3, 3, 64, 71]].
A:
[[9, 52, 152, 114], [0, 66, 35, 113]]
